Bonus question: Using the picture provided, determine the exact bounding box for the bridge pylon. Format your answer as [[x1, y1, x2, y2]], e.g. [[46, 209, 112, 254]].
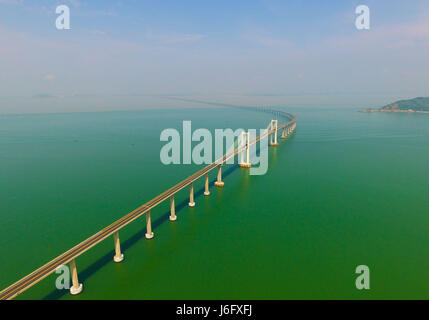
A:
[[239, 131, 251, 168], [113, 231, 124, 262], [269, 119, 279, 146], [280, 127, 287, 139], [69, 259, 83, 295], [189, 183, 196, 207], [145, 211, 154, 239], [204, 173, 210, 196], [214, 165, 224, 187], [169, 196, 177, 221]]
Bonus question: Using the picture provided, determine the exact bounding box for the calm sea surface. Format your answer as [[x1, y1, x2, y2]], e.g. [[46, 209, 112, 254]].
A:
[[1, 106, 429, 299]]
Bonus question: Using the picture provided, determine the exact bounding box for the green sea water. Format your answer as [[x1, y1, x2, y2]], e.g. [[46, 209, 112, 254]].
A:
[[1, 106, 429, 299]]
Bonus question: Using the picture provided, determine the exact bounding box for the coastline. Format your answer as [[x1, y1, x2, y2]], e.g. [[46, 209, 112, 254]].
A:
[[361, 109, 429, 114]]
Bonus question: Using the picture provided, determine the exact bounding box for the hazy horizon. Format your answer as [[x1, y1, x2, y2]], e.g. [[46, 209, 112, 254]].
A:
[[1, 0, 428, 114]]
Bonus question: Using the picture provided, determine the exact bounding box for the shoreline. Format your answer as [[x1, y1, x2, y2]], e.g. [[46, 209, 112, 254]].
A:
[[361, 109, 429, 114]]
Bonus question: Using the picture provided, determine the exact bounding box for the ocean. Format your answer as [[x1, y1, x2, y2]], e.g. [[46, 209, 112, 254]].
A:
[[1, 106, 429, 299]]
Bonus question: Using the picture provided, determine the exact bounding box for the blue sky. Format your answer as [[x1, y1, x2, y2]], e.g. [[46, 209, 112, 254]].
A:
[[1, 0, 429, 113]]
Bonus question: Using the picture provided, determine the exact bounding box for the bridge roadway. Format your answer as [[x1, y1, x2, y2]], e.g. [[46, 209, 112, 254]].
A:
[[0, 109, 296, 300]]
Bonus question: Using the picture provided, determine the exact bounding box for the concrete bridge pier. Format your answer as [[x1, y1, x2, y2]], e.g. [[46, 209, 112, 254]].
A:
[[113, 231, 124, 262], [169, 196, 177, 221], [239, 131, 252, 168], [69, 259, 83, 295], [189, 183, 195, 207], [145, 211, 154, 239], [269, 120, 279, 146], [280, 127, 287, 139], [214, 166, 224, 187], [204, 173, 210, 196]]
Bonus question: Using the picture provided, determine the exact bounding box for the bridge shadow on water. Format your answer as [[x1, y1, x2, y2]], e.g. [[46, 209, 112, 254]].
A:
[[42, 165, 239, 300]]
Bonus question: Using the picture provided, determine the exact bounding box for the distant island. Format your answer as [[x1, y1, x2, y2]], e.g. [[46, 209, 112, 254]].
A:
[[362, 97, 429, 113]]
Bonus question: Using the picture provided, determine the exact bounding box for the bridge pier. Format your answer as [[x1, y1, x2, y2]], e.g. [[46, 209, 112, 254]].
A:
[[69, 259, 83, 295], [269, 120, 279, 146], [204, 173, 210, 196], [280, 127, 287, 139], [145, 211, 154, 239], [239, 131, 251, 168], [113, 231, 124, 262], [189, 183, 195, 207], [214, 166, 224, 187], [169, 196, 176, 221]]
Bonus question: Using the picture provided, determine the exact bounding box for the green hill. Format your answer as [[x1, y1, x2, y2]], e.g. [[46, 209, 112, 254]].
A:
[[380, 97, 429, 112]]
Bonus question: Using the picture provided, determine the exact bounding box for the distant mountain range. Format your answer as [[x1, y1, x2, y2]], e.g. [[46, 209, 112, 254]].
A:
[[362, 97, 429, 113]]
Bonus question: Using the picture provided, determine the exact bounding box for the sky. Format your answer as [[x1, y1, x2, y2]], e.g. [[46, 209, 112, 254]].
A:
[[0, 0, 429, 113]]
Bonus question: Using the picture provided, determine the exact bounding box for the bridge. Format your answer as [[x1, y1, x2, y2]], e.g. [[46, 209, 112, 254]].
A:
[[0, 107, 296, 300]]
